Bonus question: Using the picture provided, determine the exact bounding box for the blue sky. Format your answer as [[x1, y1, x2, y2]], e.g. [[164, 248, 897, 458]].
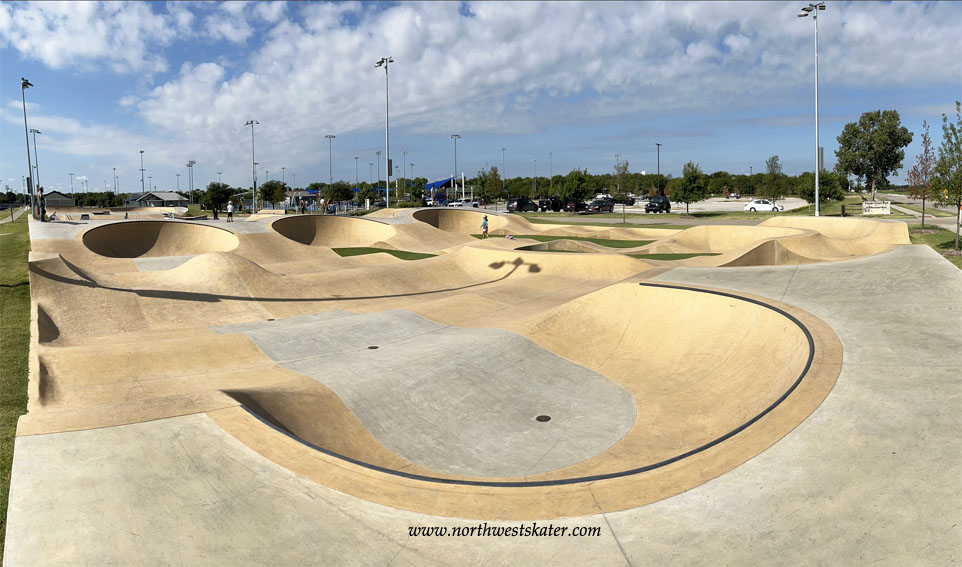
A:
[[1, 1, 959, 195]]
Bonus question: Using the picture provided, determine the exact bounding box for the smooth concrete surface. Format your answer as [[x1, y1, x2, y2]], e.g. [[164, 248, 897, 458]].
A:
[[6, 213, 960, 565], [212, 310, 637, 477]]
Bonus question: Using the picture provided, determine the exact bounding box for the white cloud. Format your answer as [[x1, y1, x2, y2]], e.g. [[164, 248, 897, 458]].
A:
[[0, 1, 175, 74]]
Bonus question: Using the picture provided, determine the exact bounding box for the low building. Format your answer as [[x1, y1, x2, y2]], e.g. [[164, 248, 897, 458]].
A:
[[43, 190, 75, 208], [135, 192, 188, 207]]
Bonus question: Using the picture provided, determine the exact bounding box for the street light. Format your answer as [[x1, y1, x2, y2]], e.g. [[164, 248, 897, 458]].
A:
[[69, 173, 74, 194], [21, 78, 36, 213], [375, 151, 381, 194], [798, 2, 826, 216], [139, 150, 146, 194], [325, 134, 335, 186], [655, 143, 662, 195], [218, 172, 223, 183], [501, 147, 506, 197], [245, 119, 259, 211], [402, 150, 408, 185], [113, 167, 117, 193], [375, 56, 394, 207], [451, 134, 461, 198], [29, 129, 42, 190], [533, 159, 538, 194], [176, 173, 180, 193], [354, 156, 359, 187], [186, 160, 196, 203], [148, 176, 152, 194], [549, 152, 553, 193]]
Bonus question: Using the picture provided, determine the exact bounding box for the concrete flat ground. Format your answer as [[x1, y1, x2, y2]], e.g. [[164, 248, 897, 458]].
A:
[[4, 210, 960, 565]]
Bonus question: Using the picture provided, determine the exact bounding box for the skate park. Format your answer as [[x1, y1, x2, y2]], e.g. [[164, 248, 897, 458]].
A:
[[5, 208, 961, 565]]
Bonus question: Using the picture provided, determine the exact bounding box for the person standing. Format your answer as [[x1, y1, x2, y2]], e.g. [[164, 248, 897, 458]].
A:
[[481, 215, 489, 238], [226, 200, 234, 222]]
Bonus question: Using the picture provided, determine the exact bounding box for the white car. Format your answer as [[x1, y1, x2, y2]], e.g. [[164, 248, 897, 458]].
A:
[[744, 199, 784, 212], [448, 199, 480, 208]]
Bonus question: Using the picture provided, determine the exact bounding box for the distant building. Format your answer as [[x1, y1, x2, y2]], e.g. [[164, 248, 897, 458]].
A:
[[135, 192, 188, 207], [44, 191, 76, 208]]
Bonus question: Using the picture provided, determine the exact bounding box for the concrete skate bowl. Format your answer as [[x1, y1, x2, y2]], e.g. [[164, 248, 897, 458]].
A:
[[412, 208, 530, 234], [271, 215, 397, 248], [212, 280, 842, 520], [81, 221, 239, 258]]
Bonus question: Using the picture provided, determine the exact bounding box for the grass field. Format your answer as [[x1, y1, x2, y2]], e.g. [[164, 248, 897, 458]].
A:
[[908, 224, 962, 269], [890, 202, 955, 217], [332, 247, 436, 260], [0, 211, 30, 561], [471, 234, 654, 248]]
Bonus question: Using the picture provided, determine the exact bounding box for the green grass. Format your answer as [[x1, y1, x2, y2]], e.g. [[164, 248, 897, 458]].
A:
[[332, 247, 436, 260], [471, 234, 653, 248], [889, 202, 955, 217], [0, 211, 30, 561], [628, 252, 723, 260], [908, 224, 962, 269]]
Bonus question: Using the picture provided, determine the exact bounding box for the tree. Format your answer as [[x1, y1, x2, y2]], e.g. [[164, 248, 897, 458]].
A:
[[481, 165, 503, 204], [763, 155, 784, 203], [932, 101, 962, 250], [835, 109, 914, 201], [205, 182, 232, 211], [708, 172, 731, 197], [795, 171, 846, 207], [672, 161, 707, 215], [258, 180, 288, 209], [559, 169, 592, 204], [906, 121, 937, 229], [323, 180, 354, 204]]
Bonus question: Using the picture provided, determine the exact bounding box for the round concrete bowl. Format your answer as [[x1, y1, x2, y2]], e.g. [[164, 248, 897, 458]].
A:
[[82, 221, 239, 258], [412, 208, 507, 233], [271, 215, 397, 247]]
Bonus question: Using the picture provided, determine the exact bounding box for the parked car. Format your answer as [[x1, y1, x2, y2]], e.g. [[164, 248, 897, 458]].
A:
[[538, 196, 562, 212], [448, 199, 480, 208], [743, 199, 784, 212], [645, 195, 671, 213], [563, 200, 587, 213], [612, 196, 636, 206], [726, 192, 741, 199], [507, 197, 538, 212], [586, 198, 615, 213]]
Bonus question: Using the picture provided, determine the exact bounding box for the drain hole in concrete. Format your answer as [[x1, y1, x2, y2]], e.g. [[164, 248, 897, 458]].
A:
[[536, 415, 551, 422], [368, 345, 379, 350]]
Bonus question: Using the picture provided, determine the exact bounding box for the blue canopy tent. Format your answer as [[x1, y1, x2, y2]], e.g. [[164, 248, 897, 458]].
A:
[[424, 177, 456, 205]]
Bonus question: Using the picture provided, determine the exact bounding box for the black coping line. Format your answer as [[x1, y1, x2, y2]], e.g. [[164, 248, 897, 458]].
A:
[[240, 281, 817, 488]]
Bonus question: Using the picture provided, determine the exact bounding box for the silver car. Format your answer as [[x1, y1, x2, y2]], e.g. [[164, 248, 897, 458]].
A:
[[744, 199, 784, 212]]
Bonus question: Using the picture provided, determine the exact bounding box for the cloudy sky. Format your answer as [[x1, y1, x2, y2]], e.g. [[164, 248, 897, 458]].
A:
[[1, 1, 959, 195]]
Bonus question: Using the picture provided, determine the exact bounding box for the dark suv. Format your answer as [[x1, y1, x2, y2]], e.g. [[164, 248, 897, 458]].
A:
[[538, 196, 561, 212], [564, 200, 587, 213], [586, 198, 614, 213], [645, 195, 671, 213], [507, 197, 538, 212]]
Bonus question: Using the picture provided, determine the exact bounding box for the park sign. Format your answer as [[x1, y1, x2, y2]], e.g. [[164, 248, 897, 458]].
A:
[[862, 200, 891, 215]]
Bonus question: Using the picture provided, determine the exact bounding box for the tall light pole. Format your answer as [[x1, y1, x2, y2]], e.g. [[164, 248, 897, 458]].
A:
[[245, 119, 259, 211], [176, 173, 180, 193], [30, 129, 42, 190], [20, 78, 36, 213], [113, 167, 117, 193], [501, 147, 506, 196], [410, 163, 414, 182], [451, 134, 461, 198], [375, 151, 381, 194], [402, 150, 408, 184], [148, 176, 152, 193], [533, 159, 538, 195], [375, 56, 393, 207], [354, 156, 359, 187], [325, 134, 335, 186], [549, 152, 553, 193], [69, 173, 74, 194], [218, 172, 223, 183], [281, 166, 285, 186], [186, 160, 196, 202], [798, 2, 825, 216], [139, 150, 145, 194], [655, 142, 662, 195]]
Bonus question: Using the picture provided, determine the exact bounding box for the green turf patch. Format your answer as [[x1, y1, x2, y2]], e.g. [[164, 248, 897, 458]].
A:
[[0, 211, 30, 560], [628, 252, 723, 260], [332, 247, 436, 260], [890, 202, 955, 217], [472, 234, 653, 248]]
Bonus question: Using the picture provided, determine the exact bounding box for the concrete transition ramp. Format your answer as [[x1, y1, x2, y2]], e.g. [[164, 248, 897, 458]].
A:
[[271, 214, 397, 247], [82, 220, 239, 258]]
